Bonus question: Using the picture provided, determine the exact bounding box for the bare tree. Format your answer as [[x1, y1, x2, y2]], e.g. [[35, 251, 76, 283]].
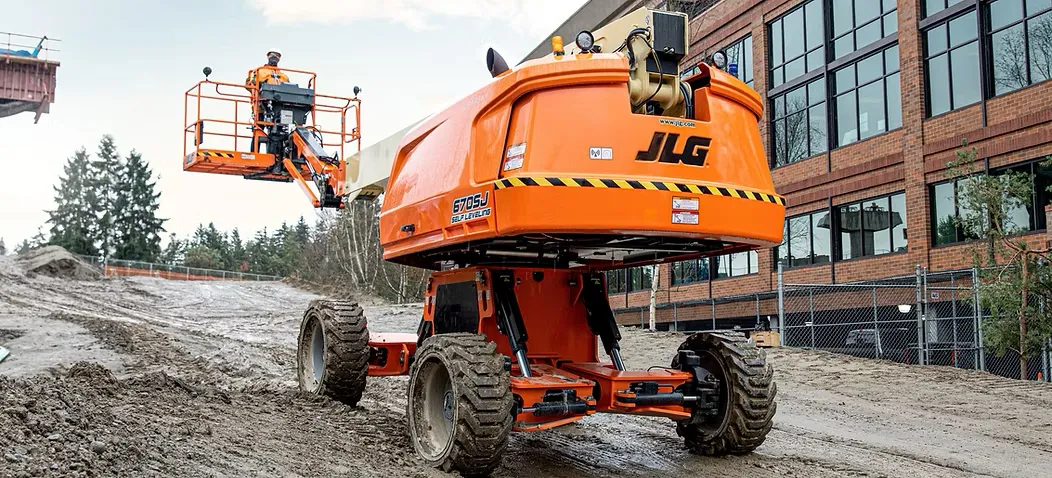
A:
[[992, 15, 1052, 93]]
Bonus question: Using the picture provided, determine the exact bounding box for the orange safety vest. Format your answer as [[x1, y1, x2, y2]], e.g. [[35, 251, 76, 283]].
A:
[[246, 65, 289, 88]]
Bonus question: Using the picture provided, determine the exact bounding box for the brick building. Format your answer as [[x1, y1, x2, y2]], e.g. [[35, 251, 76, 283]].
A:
[[567, 0, 1052, 326]]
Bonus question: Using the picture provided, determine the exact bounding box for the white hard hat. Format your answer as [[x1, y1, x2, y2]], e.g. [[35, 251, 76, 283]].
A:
[[267, 49, 282, 57]]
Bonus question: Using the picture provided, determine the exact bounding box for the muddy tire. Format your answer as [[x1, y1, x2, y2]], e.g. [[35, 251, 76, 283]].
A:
[[296, 299, 369, 406], [407, 333, 513, 476], [672, 331, 776, 456]]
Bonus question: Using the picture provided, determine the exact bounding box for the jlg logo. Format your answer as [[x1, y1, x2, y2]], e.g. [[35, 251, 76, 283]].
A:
[[635, 132, 712, 166]]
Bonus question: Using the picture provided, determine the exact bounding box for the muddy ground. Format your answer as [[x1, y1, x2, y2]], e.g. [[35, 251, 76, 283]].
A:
[[1, 255, 1051, 477]]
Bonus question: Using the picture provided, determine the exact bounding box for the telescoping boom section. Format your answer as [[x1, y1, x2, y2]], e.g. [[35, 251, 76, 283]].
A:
[[182, 67, 360, 208]]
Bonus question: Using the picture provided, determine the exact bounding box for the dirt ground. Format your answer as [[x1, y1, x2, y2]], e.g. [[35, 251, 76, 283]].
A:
[[2, 255, 1051, 477]]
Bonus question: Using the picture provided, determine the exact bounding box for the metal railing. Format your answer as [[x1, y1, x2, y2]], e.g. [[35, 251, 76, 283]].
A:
[[75, 255, 282, 282], [0, 32, 59, 61]]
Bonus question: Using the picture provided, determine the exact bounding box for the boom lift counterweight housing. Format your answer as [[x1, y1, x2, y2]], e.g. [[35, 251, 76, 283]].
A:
[[183, 7, 783, 476]]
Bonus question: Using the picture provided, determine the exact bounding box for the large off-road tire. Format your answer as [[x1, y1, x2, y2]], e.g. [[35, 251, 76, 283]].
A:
[[296, 299, 370, 406], [407, 333, 513, 476], [672, 331, 776, 456]]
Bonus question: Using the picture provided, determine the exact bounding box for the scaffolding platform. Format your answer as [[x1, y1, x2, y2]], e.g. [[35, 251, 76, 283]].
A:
[[0, 33, 59, 122]]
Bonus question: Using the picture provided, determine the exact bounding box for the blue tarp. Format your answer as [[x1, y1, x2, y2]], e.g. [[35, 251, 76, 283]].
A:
[[0, 37, 45, 58]]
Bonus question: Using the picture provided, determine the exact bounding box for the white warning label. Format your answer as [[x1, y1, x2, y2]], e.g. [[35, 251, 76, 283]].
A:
[[672, 211, 699, 225], [503, 156, 524, 171], [672, 197, 699, 211], [506, 142, 527, 158]]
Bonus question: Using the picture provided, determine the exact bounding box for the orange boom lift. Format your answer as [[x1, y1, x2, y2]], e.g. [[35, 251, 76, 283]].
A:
[[183, 7, 784, 476]]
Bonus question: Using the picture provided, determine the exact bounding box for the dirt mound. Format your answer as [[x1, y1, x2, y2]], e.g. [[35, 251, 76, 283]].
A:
[[0, 329, 24, 344], [282, 276, 386, 305], [15, 246, 101, 280]]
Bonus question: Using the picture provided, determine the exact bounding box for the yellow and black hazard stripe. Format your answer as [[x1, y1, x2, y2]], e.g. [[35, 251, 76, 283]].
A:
[[199, 151, 236, 158], [494, 177, 786, 206]]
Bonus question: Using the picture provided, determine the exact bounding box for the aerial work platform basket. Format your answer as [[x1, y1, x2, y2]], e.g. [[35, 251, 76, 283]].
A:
[[183, 67, 361, 207]]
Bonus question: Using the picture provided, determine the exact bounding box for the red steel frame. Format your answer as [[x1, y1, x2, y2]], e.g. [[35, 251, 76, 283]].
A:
[[366, 266, 694, 432]]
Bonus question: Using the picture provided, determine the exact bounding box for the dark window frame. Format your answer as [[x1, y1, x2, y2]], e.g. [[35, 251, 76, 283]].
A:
[[765, 1, 904, 170], [713, 251, 760, 279], [831, 44, 903, 147], [770, 78, 828, 167], [834, 191, 909, 261], [672, 258, 710, 285], [830, 0, 899, 60], [768, 0, 826, 88], [985, 0, 1052, 97], [776, 209, 833, 269], [923, 9, 983, 116], [928, 156, 1051, 247], [724, 34, 754, 87]]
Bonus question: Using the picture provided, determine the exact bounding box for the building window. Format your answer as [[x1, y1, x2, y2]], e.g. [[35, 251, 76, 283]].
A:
[[724, 35, 754, 87], [672, 258, 710, 285], [931, 158, 1052, 246], [777, 210, 832, 268], [629, 266, 653, 292], [836, 192, 908, 260], [605, 267, 655, 293], [606, 269, 625, 294], [925, 11, 981, 116], [925, 0, 970, 17], [833, 45, 902, 146], [831, 0, 899, 60], [769, 0, 825, 87], [988, 0, 1052, 96], [771, 78, 827, 167], [713, 251, 759, 278], [931, 178, 984, 245]]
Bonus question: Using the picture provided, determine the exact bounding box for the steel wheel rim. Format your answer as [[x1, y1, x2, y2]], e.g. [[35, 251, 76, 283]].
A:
[[697, 348, 732, 435], [310, 320, 325, 384], [412, 357, 455, 460]]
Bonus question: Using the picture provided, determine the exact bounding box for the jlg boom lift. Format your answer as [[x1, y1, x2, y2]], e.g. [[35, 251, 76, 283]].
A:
[[183, 7, 784, 476]]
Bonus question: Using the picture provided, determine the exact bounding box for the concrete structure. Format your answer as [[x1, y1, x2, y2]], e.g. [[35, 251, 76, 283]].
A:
[[600, 0, 1052, 327], [0, 33, 59, 122]]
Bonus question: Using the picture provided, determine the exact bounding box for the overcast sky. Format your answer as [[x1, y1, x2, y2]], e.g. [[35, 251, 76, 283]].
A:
[[0, 0, 586, 248]]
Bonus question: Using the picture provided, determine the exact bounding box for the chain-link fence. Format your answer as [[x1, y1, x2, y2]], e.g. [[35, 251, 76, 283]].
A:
[[615, 291, 780, 334], [613, 264, 1052, 382], [778, 265, 1050, 381], [779, 267, 977, 368], [76, 255, 282, 282]]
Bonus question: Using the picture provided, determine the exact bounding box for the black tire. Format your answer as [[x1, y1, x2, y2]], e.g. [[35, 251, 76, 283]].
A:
[[672, 331, 776, 456], [296, 299, 370, 406], [407, 333, 513, 476]]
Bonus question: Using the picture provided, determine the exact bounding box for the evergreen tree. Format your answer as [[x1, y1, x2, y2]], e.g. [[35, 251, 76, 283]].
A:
[[15, 240, 31, 255], [158, 233, 186, 265], [47, 148, 98, 256], [86, 135, 123, 257], [295, 216, 310, 245], [0, 238, 6, 256], [229, 228, 247, 270], [113, 150, 166, 261]]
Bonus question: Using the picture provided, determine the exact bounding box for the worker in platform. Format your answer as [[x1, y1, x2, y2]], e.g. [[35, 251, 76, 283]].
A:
[[246, 49, 290, 131], [246, 49, 289, 88]]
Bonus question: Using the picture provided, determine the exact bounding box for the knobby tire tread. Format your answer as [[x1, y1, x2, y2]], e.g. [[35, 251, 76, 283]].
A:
[[301, 299, 369, 406], [410, 333, 513, 476], [676, 331, 777, 456]]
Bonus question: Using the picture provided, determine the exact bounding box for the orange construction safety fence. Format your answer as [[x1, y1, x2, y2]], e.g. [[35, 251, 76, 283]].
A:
[[103, 265, 280, 282]]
